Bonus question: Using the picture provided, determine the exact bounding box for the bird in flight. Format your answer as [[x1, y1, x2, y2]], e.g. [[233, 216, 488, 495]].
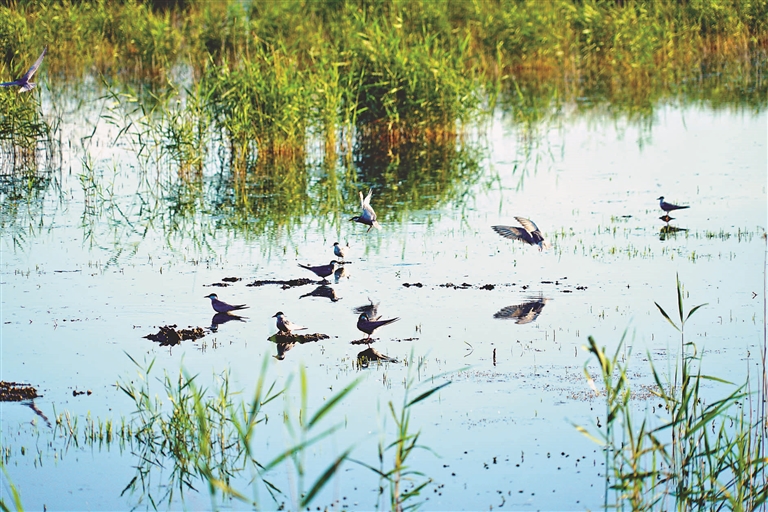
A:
[[351, 189, 381, 232], [1, 47, 47, 93], [492, 217, 551, 251]]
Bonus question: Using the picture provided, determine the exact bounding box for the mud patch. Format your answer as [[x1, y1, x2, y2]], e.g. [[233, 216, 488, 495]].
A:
[[144, 325, 206, 346], [247, 278, 315, 289], [0, 381, 40, 401]]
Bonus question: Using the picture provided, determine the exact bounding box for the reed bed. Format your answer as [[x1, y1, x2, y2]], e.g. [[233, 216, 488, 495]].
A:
[[0, 0, 764, 163]]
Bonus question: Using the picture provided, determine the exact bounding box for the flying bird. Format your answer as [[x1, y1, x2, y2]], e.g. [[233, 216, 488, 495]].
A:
[[657, 196, 689, 213], [204, 293, 248, 314], [357, 312, 399, 339], [350, 189, 381, 232], [298, 261, 339, 281], [492, 217, 551, 251], [272, 311, 307, 334], [0, 47, 47, 93]]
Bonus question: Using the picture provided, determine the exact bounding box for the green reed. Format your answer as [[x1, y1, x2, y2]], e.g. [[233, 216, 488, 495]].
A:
[[578, 276, 767, 509]]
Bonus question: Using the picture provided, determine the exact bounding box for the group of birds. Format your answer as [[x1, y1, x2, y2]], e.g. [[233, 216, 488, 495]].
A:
[[205, 189, 400, 343], [203, 190, 689, 344]]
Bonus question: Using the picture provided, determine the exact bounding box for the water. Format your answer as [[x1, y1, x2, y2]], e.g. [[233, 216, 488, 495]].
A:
[[1, 91, 766, 510]]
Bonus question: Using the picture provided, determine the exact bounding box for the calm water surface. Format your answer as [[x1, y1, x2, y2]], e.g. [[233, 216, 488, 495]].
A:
[[1, 93, 766, 509]]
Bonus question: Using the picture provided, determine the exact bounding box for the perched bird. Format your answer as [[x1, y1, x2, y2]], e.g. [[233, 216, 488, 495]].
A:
[[204, 293, 248, 314], [333, 242, 349, 262], [357, 312, 399, 339], [0, 47, 47, 93], [350, 189, 381, 232], [657, 196, 689, 213], [298, 260, 339, 281], [272, 311, 307, 334], [492, 217, 551, 251]]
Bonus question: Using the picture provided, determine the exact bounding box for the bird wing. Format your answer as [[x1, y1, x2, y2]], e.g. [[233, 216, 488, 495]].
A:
[[492, 225, 530, 243], [21, 47, 47, 82], [514, 217, 540, 235]]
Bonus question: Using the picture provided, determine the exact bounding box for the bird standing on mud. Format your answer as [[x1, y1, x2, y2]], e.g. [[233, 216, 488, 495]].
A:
[[657, 196, 689, 214], [351, 189, 381, 232], [298, 260, 340, 282], [492, 217, 551, 251], [357, 313, 400, 339], [0, 47, 47, 93], [273, 311, 307, 334], [204, 293, 248, 314]]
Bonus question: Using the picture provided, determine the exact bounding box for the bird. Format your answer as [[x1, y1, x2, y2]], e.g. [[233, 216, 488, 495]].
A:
[[0, 47, 47, 93], [350, 189, 381, 232], [493, 298, 549, 325], [357, 312, 399, 339], [333, 242, 349, 262], [492, 217, 551, 251], [657, 196, 689, 213], [272, 311, 307, 334], [204, 293, 248, 313], [298, 261, 339, 281]]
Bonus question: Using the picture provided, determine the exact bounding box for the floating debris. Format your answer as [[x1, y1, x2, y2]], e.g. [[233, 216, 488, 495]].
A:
[[0, 381, 40, 401], [247, 278, 314, 289], [221, 277, 241, 282], [402, 282, 424, 287], [144, 325, 206, 346]]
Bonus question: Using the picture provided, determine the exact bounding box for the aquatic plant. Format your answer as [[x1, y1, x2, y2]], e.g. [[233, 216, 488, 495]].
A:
[[578, 276, 767, 509]]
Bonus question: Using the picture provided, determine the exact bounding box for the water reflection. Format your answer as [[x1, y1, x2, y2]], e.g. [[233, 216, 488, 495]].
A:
[[493, 297, 550, 325], [357, 347, 398, 367], [299, 285, 342, 302], [209, 312, 246, 332], [659, 224, 689, 240], [267, 333, 329, 360]]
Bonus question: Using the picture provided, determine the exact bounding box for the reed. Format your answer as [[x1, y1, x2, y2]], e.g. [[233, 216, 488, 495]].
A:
[[578, 276, 768, 509]]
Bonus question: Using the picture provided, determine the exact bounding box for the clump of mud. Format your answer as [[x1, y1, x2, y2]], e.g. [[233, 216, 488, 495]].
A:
[[248, 278, 314, 289], [144, 325, 206, 346], [0, 381, 40, 401], [269, 332, 330, 343]]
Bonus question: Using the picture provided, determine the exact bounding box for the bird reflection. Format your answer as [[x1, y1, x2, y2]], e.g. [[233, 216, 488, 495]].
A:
[[357, 347, 398, 367], [210, 312, 246, 332], [658, 215, 688, 240], [275, 340, 296, 360], [300, 284, 342, 302], [494, 298, 549, 324], [334, 265, 351, 283], [25, 401, 52, 428]]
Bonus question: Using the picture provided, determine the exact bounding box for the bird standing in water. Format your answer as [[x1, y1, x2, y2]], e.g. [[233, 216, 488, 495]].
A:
[[204, 293, 248, 314], [272, 311, 307, 334], [492, 217, 551, 251], [0, 47, 47, 93], [298, 261, 339, 282], [351, 189, 381, 232], [657, 196, 689, 214]]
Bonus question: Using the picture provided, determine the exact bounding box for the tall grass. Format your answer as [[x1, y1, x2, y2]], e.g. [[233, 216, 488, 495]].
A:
[[578, 276, 768, 509]]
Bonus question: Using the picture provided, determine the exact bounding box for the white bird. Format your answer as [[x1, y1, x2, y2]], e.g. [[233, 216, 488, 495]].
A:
[[333, 242, 349, 262], [0, 47, 47, 93], [492, 217, 551, 251], [204, 293, 248, 313], [350, 189, 381, 232], [272, 311, 307, 334]]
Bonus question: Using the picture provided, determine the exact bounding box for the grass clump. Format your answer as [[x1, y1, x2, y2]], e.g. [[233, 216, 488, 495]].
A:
[[578, 275, 767, 509]]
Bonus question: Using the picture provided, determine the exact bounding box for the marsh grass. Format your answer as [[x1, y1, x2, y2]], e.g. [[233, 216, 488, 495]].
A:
[[578, 276, 768, 509]]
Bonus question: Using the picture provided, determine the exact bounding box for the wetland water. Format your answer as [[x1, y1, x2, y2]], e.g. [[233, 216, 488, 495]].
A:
[[1, 92, 766, 509]]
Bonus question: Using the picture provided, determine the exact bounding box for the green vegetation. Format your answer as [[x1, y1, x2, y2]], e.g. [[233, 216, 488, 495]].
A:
[[0, 0, 765, 159], [578, 276, 767, 509]]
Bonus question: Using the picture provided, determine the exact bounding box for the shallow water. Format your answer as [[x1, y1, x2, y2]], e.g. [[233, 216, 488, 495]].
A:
[[1, 91, 766, 510]]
